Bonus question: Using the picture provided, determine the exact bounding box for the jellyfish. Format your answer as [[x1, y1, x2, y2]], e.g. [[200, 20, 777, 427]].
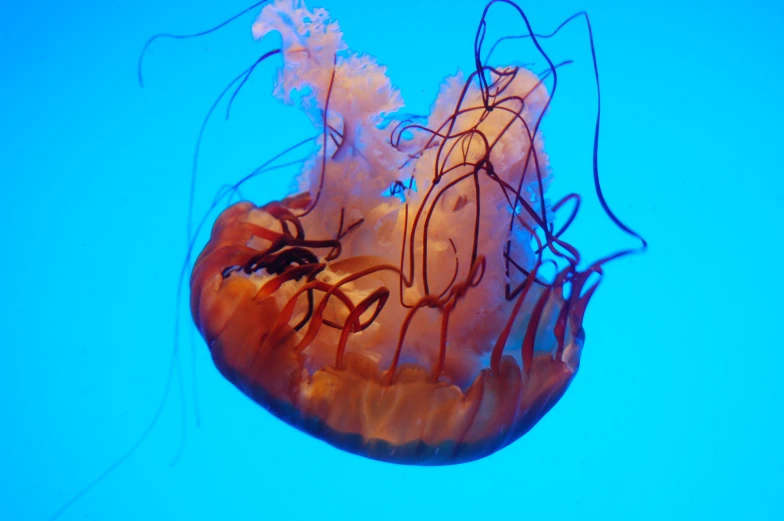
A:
[[190, 0, 645, 465]]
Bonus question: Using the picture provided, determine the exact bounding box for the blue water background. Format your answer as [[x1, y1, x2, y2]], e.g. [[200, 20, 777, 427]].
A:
[[2, 0, 782, 519]]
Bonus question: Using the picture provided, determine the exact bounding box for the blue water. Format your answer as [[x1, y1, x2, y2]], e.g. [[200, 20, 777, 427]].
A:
[[2, 0, 782, 519]]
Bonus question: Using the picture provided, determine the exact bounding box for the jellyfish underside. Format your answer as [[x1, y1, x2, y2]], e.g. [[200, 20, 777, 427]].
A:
[[191, 0, 600, 465]]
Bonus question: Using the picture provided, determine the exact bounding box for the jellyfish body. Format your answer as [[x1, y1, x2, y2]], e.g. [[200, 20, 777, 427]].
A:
[[191, 0, 604, 464]]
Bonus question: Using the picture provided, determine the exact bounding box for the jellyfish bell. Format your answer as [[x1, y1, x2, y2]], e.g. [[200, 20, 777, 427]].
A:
[[191, 0, 642, 465]]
